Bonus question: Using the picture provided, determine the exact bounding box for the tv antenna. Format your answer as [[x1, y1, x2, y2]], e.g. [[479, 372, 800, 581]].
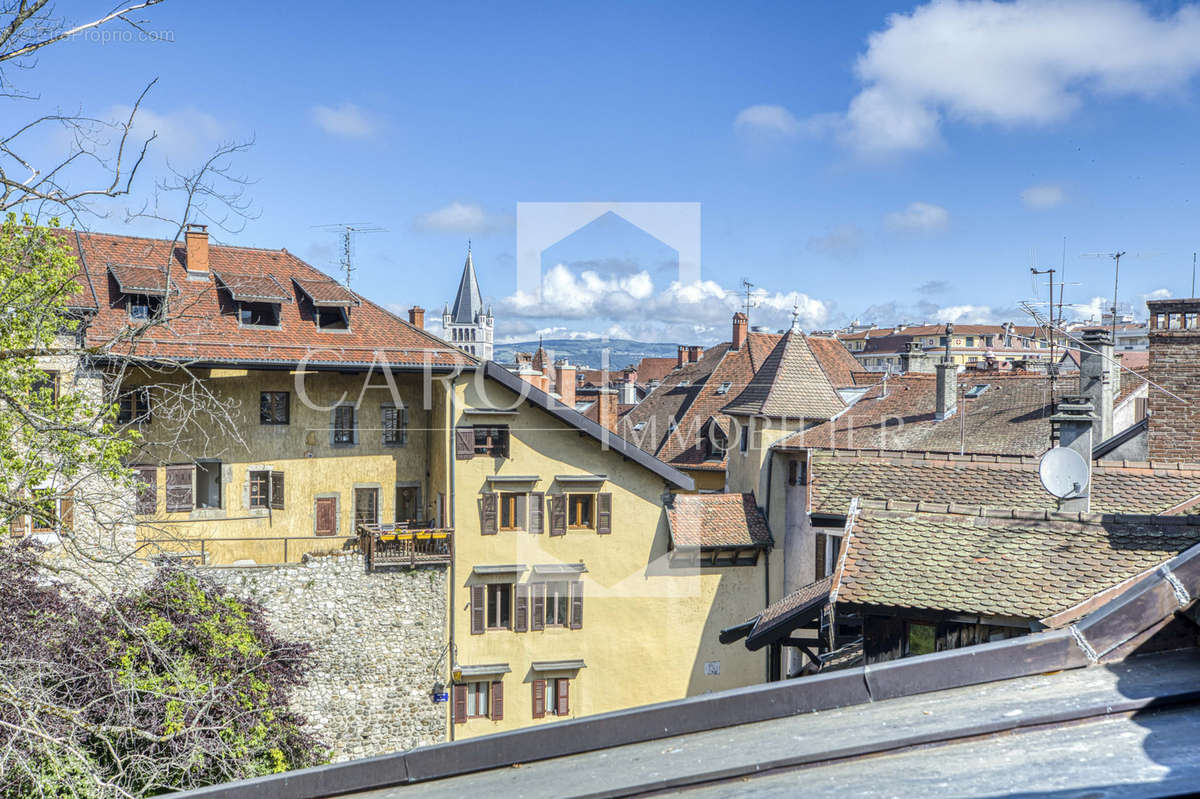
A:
[[740, 279, 762, 321], [1038, 446, 1090, 500], [1080, 250, 1156, 341], [313, 223, 387, 286]]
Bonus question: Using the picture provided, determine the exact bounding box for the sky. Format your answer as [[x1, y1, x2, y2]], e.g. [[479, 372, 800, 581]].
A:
[[9, 0, 1200, 344]]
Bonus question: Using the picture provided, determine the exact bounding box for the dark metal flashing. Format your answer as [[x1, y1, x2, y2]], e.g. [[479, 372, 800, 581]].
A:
[[89, 356, 472, 374], [1092, 416, 1149, 459], [718, 619, 755, 645], [483, 361, 694, 490]]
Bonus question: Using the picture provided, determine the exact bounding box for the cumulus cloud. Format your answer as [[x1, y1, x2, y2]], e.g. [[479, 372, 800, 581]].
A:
[[807, 224, 864, 260], [884, 202, 949, 233], [733, 104, 802, 138], [310, 103, 377, 138], [1021, 183, 1067, 209], [108, 105, 224, 161], [810, 0, 1200, 157], [414, 202, 507, 234]]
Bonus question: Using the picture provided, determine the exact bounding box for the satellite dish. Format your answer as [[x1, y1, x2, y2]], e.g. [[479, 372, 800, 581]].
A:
[[1039, 446, 1090, 499]]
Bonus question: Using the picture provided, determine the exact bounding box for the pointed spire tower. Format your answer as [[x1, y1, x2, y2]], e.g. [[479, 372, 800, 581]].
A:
[[442, 242, 494, 360]]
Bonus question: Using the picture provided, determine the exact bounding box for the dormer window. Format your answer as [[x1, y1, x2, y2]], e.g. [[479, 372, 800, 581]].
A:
[[214, 271, 289, 329], [293, 277, 358, 332], [316, 306, 348, 330], [128, 294, 163, 321], [109, 264, 170, 323], [239, 301, 280, 327]]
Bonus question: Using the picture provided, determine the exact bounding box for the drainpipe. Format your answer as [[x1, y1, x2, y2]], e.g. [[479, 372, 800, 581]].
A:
[[446, 378, 457, 742]]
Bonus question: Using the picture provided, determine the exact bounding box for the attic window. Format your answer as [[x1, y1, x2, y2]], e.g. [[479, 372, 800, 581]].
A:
[[239, 302, 280, 327], [677, 380, 691, 387], [716, 381, 732, 395], [964, 384, 990, 399], [127, 294, 162, 321], [316, 305, 349, 330]]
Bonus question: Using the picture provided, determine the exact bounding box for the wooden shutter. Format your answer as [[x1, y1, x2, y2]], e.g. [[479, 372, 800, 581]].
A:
[[453, 683, 467, 725], [270, 471, 285, 510], [165, 465, 194, 512], [530, 492, 545, 534], [531, 679, 546, 719], [815, 534, 828, 579], [314, 497, 336, 536], [9, 512, 24, 536], [556, 679, 570, 716], [496, 427, 510, 458], [480, 492, 498, 535], [570, 580, 583, 630], [135, 466, 156, 515], [455, 428, 474, 460], [490, 680, 504, 721], [515, 584, 529, 633], [58, 492, 74, 533], [596, 492, 612, 535], [401, 407, 410, 446], [470, 584, 485, 635], [549, 494, 566, 536], [381, 405, 398, 443], [531, 582, 545, 631]]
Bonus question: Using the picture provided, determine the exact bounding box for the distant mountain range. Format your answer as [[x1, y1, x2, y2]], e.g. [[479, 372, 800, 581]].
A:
[[493, 338, 681, 371]]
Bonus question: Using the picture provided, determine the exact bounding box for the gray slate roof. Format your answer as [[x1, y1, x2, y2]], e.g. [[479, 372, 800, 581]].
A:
[[450, 248, 484, 324]]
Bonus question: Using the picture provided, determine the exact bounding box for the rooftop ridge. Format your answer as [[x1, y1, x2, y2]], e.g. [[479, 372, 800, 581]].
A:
[[856, 497, 1200, 526], [810, 448, 1200, 475], [76, 229, 295, 255]]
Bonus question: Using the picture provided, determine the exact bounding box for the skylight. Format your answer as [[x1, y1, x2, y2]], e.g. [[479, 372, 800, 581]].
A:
[[716, 381, 733, 395], [633, 422, 646, 432], [965, 384, 990, 399]]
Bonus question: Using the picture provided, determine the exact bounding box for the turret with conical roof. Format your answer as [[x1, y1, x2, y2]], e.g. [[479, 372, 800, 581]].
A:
[[441, 243, 494, 360]]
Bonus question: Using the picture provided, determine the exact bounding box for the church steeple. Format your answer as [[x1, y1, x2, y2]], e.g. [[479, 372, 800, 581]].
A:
[[443, 243, 494, 361], [450, 243, 484, 325]]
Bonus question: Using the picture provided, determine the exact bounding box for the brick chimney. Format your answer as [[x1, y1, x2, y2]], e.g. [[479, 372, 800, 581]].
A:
[[184, 223, 209, 278], [677, 345, 690, 369], [732, 312, 748, 351], [1078, 328, 1113, 443], [408, 306, 425, 330], [1148, 298, 1200, 460], [687, 345, 703, 363], [556, 360, 576, 408], [595, 388, 619, 432]]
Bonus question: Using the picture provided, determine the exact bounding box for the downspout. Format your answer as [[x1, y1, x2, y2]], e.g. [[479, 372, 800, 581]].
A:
[[446, 377, 457, 742], [763, 448, 774, 682]]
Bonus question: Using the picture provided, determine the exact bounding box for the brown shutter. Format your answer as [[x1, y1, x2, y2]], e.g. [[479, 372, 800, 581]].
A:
[[531, 582, 545, 631], [815, 533, 828, 579], [480, 492, 498, 535], [58, 493, 74, 533], [315, 497, 337, 536], [550, 494, 566, 536], [490, 680, 504, 721], [470, 584, 486, 635], [515, 584, 529, 633], [570, 580, 583, 630], [135, 467, 157, 515], [165, 465, 194, 512], [10, 513, 24, 536], [453, 683, 467, 724], [455, 427, 474, 460], [515, 493, 527, 529], [532, 679, 546, 719], [497, 427, 510, 458], [596, 492, 612, 535], [557, 678, 570, 716], [270, 471, 285, 510], [530, 491, 545, 534]]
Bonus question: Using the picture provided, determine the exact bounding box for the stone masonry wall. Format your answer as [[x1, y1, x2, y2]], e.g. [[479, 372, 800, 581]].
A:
[[1147, 330, 1200, 462], [204, 553, 448, 762]]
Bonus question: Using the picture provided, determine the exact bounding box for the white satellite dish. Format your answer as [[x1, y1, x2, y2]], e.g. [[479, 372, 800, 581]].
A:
[[1039, 446, 1090, 499]]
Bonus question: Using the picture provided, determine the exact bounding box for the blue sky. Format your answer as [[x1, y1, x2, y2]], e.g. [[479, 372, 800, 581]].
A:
[[11, 0, 1200, 343]]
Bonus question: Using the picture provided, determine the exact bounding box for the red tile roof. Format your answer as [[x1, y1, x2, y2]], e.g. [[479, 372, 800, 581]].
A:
[[70, 231, 465, 368], [107, 263, 172, 296], [806, 336, 860, 388], [293, 278, 359, 307], [722, 331, 846, 419], [666, 492, 773, 548]]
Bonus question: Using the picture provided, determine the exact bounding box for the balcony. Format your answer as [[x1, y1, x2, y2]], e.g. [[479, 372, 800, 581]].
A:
[[357, 523, 453, 571]]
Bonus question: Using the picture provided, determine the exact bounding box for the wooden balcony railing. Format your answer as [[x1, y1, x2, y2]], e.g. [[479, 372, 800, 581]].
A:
[[357, 523, 453, 571]]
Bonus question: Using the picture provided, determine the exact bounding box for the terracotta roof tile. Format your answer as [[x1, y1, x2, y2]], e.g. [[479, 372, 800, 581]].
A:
[[293, 278, 359, 306], [107, 263, 171, 296], [213, 271, 290, 303], [806, 336, 860, 388], [666, 492, 773, 548]]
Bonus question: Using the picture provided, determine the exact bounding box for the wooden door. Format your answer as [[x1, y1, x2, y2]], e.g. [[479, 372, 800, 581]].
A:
[[315, 497, 337, 536]]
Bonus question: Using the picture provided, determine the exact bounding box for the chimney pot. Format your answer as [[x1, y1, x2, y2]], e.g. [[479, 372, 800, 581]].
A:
[[408, 306, 425, 330]]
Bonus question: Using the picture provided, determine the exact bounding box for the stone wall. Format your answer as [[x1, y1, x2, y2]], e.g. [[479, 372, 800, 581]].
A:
[[205, 553, 448, 761]]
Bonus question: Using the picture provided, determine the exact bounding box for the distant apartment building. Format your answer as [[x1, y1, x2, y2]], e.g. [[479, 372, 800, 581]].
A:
[[836, 322, 1065, 372]]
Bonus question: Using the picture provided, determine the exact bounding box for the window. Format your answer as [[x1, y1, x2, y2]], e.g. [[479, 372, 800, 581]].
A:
[[788, 459, 806, 486], [117, 388, 151, 425], [134, 466, 157, 515], [716, 381, 732, 395], [195, 461, 222, 510], [474, 426, 510, 457], [396, 485, 421, 524], [239, 301, 280, 327], [499, 492, 523, 531], [534, 677, 570, 718], [127, 294, 162, 321], [906, 622, 936, 656], [165, 465, 195, 512], [486, 583, 511, 630], [249, 470, 285, 510], [466, 681, 490, 718], [939, 336, 948, 347], [965, 336, 975, 347], [32, 371, 58, 405], [382, 404, 408, 446], [568, 494, 593, 529], [316, 306, 348, 330], [739, 424, 749, 455], [964, 384, 990, 399], [632, 422, 646, 432], [30, 489, 56, 532], [545, 581, 571, 626], [260, 391, 290, 425], [333, 405, 356, 445], [354, 487, 379, 527]]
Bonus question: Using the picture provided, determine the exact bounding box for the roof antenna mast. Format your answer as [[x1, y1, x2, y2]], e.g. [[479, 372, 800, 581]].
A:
[[313, 222, 387, 287], [740, 278, 758, 323]]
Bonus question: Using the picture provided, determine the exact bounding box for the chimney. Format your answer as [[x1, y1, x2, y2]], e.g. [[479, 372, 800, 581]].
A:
[[687, 345, 703, 363], [619, 370, 638, 405], [1050, 395, 1096, 513], [408, 306, 425, 330], [1078, 328, 1113, 443], [556, 360, 576, 408], [1147, 298, 1200, 460], [935, 359, 957, 421], [900, 341, 933, 374], [595, 388, 619, 432], [184, 223, 209, 278], [677, 345, 689, 369], [732, 312, 748, 351]]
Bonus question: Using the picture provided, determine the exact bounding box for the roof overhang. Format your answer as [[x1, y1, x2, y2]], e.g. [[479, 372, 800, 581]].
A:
[[530, 659, 586, 672], [472, 564, 526, 575], [530, 563, 588, 576], [213, 271, 290, 303], [454, 663, 511, 679]]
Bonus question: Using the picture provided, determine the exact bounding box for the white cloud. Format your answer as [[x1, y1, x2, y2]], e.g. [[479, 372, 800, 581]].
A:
[[1144, 288, 1172, 302], [1021, 183, 1067, 209], [807, 224, 864, 260], [108, 105, 224, 161], [733, 104, 802, 137], [310, 103, 377, 138], [813, 0, 1200, 157], [884, 201, 949, 233], [414, 202, 506, 234]]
